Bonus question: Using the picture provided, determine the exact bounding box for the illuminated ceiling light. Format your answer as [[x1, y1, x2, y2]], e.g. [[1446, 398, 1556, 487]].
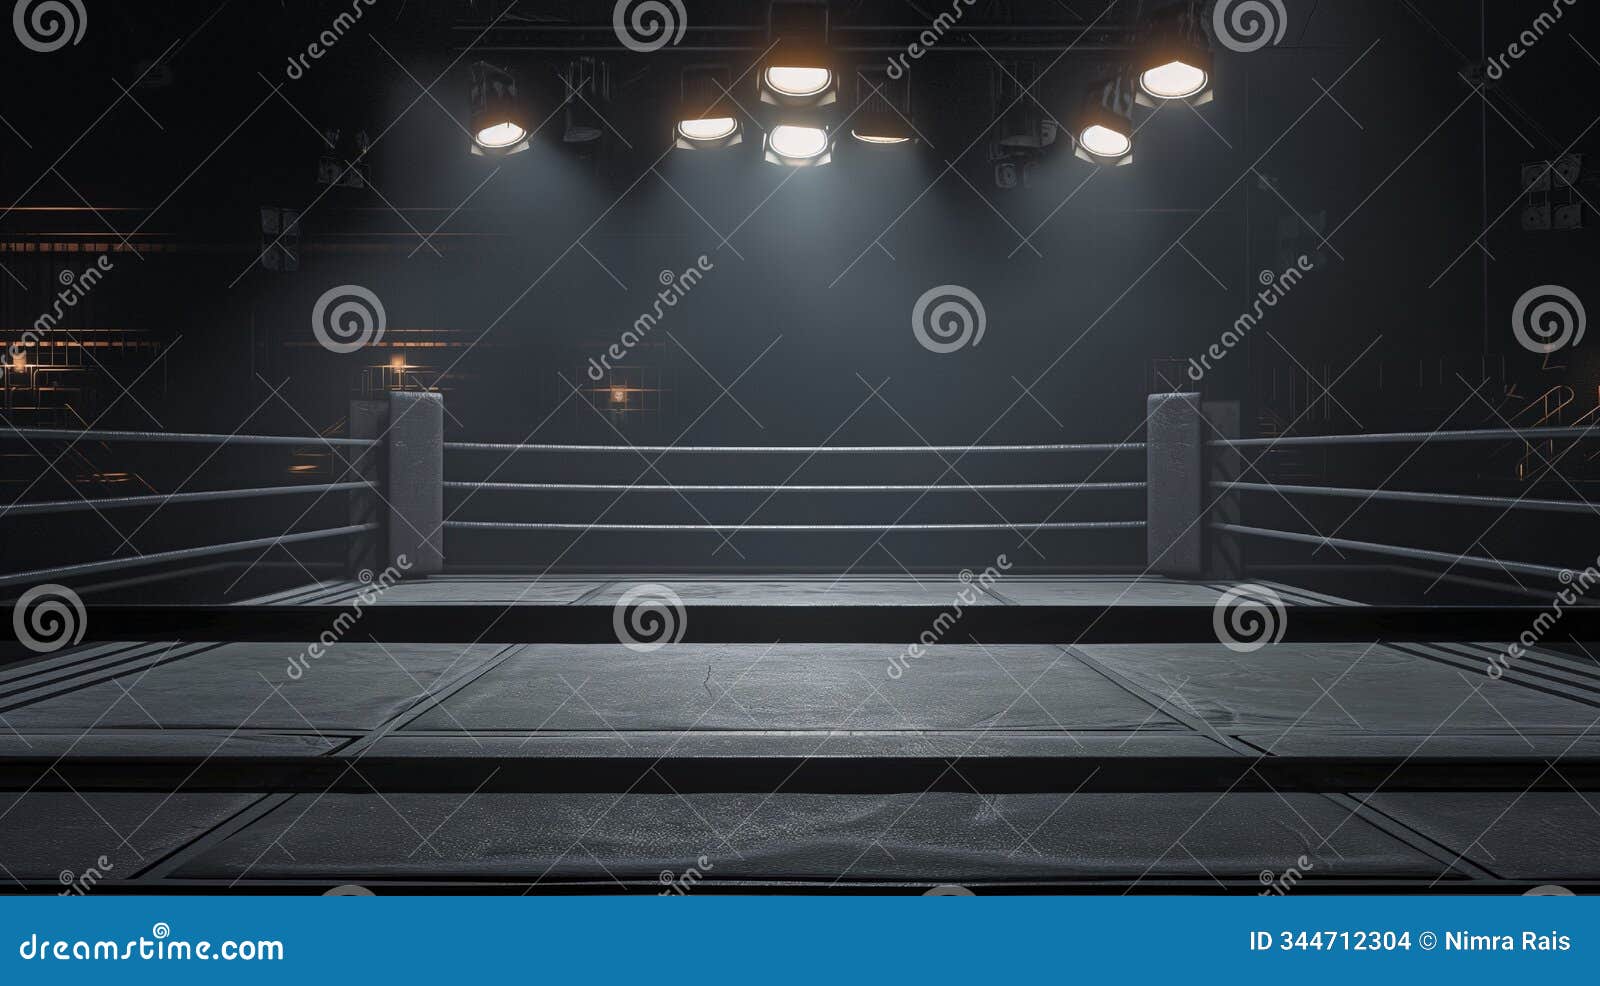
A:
[[1133, 3, 1214, 107], [851, 67, 915, 145], [1141, 60, 1208, 100], [563, 57, 611, 144], [674, 66, 744, 150], [469, 61, 531, 157], [765, 66, 832, 98], [1073, 74, 1136, 167], [1079, 125, 1131, 158], [765, 124, 832, 166], [679, 117, 739, 141], [475, 122, 527, 149], [760, 1, 837, 108]]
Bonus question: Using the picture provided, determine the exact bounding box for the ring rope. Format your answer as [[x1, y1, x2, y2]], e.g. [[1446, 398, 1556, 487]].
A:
[[0, 524, 378, 591], [445, 481, 1145, 494], [1214, 522, 1566, 581], [2, 482, 375, 518], [444, 520, 1145, 532], [1, 427, 376, 448], [1221, 481, 1599, 515], [1210, 425, 1596, 449], [443, 441, 1146, 455]]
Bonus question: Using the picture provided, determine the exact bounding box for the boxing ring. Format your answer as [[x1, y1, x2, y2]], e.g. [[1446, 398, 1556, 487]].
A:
[[2, 392, 1599, 892]]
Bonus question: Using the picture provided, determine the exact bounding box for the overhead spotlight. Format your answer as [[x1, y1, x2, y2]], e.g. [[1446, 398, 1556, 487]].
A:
[[765, 123, 833, 167], [992, 61, 1059, 152], [469, 61, 532, 156], [674, 66, 743, 150], [1134, 2, 1214, 107], [1074, 74, 1136, 166], [760, 1, 837, 108], [988, 62, 1057, 187], [563, 57, 611, 144], [851, 67, 914, 145]]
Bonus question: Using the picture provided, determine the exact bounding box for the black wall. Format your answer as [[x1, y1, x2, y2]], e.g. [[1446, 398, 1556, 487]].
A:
[[0, 1, 1590, 582]]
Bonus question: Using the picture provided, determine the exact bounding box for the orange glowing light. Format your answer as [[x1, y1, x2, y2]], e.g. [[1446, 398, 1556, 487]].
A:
[[610, 387, 628, 404]]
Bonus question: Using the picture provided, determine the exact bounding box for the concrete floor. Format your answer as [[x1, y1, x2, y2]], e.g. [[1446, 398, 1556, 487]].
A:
[[1, 575, 1596, 891]]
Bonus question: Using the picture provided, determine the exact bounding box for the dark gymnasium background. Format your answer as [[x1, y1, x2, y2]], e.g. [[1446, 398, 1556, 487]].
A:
[[0, 0, 1596, 894]]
